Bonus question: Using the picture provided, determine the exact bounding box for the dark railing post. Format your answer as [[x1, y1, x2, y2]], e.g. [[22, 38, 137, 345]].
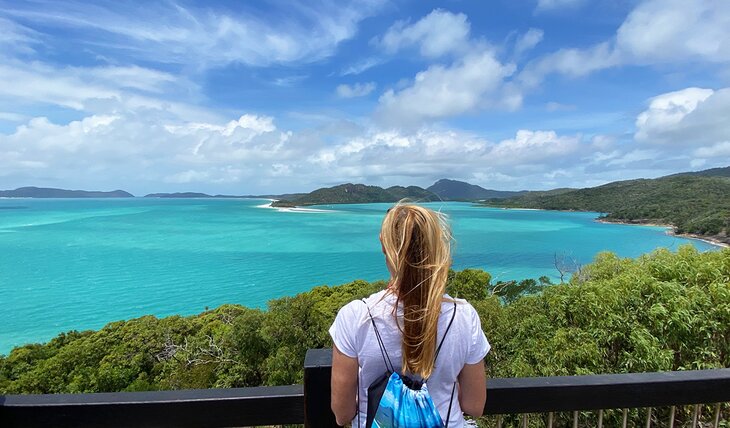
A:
[[304, 348, 339, 427]]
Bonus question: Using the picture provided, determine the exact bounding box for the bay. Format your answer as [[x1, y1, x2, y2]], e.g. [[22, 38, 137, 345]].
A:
[[0, 198, 718, 353]]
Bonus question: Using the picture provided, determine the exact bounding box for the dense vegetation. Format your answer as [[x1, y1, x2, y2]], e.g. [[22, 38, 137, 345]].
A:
[[271, 183, 439, 207], [486, 175, 730, 243], [2, 245, 727, 396], [426, 179, 524, 200]]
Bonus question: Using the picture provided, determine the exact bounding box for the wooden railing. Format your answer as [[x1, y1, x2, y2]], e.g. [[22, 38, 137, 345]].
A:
[[1, 348, 729, 427]]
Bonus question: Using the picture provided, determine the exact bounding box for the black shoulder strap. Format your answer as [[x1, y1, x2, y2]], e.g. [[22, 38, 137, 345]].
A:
[[435, 301, 458, 428], [434, 301, 458, 363], [362, 299, 394, 373]]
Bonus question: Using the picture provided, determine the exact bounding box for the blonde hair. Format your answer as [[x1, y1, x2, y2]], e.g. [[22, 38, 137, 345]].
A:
[[380, 200, 452, 378]]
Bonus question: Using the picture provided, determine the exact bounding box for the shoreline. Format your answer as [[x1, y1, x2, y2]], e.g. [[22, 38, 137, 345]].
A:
[[256, 199, 336, 213], [492, 206, 728, 249], [596, 218, 729, 248]]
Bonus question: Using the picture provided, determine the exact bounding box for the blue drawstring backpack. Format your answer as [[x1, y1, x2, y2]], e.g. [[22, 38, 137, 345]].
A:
[[360, 300, 457, 428]]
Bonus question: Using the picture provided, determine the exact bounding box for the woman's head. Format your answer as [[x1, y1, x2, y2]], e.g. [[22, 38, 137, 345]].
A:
[[380, 201, 452, 378]]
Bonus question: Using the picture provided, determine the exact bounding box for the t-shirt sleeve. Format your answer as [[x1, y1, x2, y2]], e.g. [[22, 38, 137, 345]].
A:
[[328, 301, 361, 358], [465, 303, 491, 364]]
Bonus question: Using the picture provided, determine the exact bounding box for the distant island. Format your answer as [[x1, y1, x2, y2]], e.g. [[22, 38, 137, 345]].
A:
[[0, 187, 133, 198], [269, 179, 521, 208], [427, 178, 526, 200], [270, 183, 439, 207], [484, 167, 730, 246]]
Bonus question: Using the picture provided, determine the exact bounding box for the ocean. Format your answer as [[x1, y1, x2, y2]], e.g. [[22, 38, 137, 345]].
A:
[[0, 198, 718, 353]]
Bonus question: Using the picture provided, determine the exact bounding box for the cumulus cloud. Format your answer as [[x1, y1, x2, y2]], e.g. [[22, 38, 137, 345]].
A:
[[0, 109, 298, 193], [376, 49, 518, 126], [489, 130, 581, 165], [634, 87, 714, 144], [373, 9, 523, 126], [616, 0, 730, 64], [521, 0, 730, 86], [632, 86, 730, 168], [520, 42, 620, 88], [694, 141, 730, 158], [336, 82, 376, 98], [306, 127, 586, 188], [378, 9, 471, 58]]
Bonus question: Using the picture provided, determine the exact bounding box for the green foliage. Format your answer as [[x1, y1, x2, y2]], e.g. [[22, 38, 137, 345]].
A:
[[273, 183, 439, 206], [447, 269, 491, 301], [485, 175, 730, 241], [1, 246, 728, 397]]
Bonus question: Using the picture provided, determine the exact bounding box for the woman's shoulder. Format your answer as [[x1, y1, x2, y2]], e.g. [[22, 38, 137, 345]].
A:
[[338, 290, 389, 316], [443, 295, 481, 324]]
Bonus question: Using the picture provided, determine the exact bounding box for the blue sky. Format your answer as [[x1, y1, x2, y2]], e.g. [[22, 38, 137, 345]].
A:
[[1, 0, 729, 195]]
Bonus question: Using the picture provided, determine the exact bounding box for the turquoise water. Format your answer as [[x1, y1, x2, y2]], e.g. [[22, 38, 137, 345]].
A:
[[0, 198, 718, 353]]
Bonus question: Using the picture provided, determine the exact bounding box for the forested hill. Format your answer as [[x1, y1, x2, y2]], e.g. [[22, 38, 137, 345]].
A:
[[668, 166, 730, 178], [0, 187, 133, 198], [271, 183, 438, 207], [485, 172, 730, 243], [426, 179, 525, 200]]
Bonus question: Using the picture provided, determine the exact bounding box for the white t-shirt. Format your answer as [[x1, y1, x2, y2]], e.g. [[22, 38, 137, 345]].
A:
[[329, 290, 491, 428]]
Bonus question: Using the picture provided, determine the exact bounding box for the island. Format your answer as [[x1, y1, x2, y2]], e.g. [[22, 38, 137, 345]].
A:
[[483, 167, 730, 246], [0, 187, 134, 198], [270, 183, 440, 207]]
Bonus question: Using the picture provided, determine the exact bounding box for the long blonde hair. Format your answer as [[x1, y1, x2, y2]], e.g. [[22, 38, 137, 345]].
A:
[[380, 201, 453, 378]]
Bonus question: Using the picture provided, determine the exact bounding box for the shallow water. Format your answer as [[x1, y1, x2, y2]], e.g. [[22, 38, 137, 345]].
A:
[[0, 198, 717, 353]]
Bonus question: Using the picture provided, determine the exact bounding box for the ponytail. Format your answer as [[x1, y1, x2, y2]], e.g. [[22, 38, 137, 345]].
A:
[[380, 201, 452, 378]]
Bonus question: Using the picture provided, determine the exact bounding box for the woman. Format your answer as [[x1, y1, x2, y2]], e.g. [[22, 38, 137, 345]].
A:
[[329, 202, 490, 427]]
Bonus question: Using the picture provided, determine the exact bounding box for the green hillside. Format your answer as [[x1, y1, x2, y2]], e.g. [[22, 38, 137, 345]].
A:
[[271, 183, 438, 207], [486, 174, 730, 243], [426, 179, 525, 200]]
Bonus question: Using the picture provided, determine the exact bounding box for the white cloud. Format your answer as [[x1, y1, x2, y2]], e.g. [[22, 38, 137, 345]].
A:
[[535, 0, 585, 12], [0, 17, 39, 54], [694, 141, 730, 158], [489, 130, 581, 165], [522, 0, 730, 86], [340, 57, 383, 76], [0, 61, 190, 111], [0, 109, 298, 193], [376, 49, 517, 126], [336, 82, 376, 98], [635, 87, 714, 144], [379, 9, 471, 58], [690, 158, 707, 169], [631, 86, 730, 171], [520, 42, 619, 88], [306, 127, 585, 188], [272, 75, 308, 87], [0, 112, 28, 122], [606, 149, 659, 167], [2, 0, 385, 68], [616, 0, 730, 64], [514, 28, 544, 56], [545, 101, 576, 112]]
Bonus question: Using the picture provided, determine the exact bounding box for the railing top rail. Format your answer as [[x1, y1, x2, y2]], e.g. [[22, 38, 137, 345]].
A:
[[1, 384, 302, 406], [304, 348, 730, 414], [0, 385, 303, 428], [1, 348, 728, 428]]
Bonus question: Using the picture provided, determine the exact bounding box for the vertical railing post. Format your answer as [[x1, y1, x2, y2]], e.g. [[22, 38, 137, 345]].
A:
[[304, 348, 339, 427]]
